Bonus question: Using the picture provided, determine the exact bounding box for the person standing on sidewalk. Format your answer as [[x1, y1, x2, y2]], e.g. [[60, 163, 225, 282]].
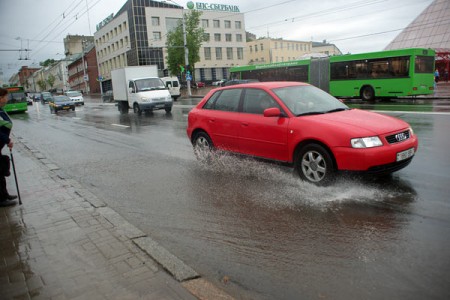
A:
[[0, 88, 18, 207]]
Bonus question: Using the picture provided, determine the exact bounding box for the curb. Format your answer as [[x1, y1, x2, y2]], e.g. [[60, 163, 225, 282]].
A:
[[16, 138, 234, 300]]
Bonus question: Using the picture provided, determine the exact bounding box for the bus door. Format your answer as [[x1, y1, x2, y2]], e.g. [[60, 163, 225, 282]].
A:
[[310, 57, 330, 93]]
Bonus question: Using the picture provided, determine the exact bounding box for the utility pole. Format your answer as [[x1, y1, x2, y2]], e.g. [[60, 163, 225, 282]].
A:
[[182, 9, 192, 97], [81, 40, 88, 94]]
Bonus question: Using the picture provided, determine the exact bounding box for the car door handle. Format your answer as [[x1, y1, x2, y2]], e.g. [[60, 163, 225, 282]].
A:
[[209, 119, 215, 123], [241, 122, 249, 127]]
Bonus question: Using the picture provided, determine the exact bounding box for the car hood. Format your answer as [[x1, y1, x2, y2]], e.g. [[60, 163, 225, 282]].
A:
[[308, 109, 409, 136]]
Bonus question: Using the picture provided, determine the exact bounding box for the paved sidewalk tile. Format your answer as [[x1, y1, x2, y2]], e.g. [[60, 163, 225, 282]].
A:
[[0, 143, 198, 300]]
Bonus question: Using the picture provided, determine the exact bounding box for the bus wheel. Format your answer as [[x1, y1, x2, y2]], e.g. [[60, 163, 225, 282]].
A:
[[361, 86, 375, 102]]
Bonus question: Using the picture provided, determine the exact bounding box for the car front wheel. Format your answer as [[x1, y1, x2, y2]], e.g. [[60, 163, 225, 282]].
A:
[[296, 144, 335, 185], [193, 132, 214, 161]]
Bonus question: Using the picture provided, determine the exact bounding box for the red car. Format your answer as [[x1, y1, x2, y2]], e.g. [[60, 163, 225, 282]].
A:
[[187, 82, 418, 185]]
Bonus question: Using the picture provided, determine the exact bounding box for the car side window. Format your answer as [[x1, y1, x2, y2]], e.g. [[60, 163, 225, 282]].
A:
[[212, 89, 242, 112], [242, 89, 280, 115]]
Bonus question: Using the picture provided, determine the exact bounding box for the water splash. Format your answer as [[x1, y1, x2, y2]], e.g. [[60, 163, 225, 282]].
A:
[[194, 151, 416, 210]]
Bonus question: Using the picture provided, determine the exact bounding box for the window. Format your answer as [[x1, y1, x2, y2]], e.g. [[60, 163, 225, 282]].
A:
[[226, 34, 232, 42], [235, 21, 241, 29], [213, 20, 220, 28], [249, 46, 253, 53], [227, 47, 233, 60], [242, 89, 280, 115], [212, 89, 242, 112], [216, 47, 223, 60], [214, 34, 221, 42], [153, 32, 161, 41], [415, 56, 434, 73], [204, 33, 210, 42], [204, 47, 211, 60], [237, 48, 244, 60], [255, 45, 258, 52], [151, 17, 160, 26], [260, 44, 264, 51], [224, 20, 231, 28], [202, 19, 209, 28], [236, 34, 242, 42]]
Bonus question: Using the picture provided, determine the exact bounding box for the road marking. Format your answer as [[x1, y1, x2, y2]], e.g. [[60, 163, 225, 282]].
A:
[[111, 123, 130, 128]]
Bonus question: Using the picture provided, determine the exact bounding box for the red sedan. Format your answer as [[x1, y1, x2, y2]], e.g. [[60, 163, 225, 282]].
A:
[[187, 82, 418, 185]]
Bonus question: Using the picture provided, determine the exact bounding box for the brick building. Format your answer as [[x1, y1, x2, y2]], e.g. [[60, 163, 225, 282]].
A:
[[67, 44, 100, 94]]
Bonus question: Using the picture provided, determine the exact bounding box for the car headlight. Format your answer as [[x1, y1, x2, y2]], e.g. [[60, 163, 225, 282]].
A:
[[351, 136, 383, 148], [166, 96, 172, 102], [409, 127, 414, 136], [140, 97, 150, 102]]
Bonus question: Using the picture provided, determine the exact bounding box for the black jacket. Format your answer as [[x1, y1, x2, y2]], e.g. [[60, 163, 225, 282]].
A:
[[0, 108, 12, 152]]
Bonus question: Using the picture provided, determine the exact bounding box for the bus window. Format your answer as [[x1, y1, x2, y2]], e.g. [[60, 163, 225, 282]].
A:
[[415, 56, 434, 73]]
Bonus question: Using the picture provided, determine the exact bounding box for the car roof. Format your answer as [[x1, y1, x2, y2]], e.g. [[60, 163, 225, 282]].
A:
[[219, 81, 310, 90]]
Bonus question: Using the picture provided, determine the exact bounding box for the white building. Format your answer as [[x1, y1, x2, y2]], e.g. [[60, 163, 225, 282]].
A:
[[94, 0, 246, 90]]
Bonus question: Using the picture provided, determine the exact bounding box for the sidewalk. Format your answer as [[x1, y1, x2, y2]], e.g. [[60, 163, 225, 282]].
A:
[[0, 141, 233, 299]]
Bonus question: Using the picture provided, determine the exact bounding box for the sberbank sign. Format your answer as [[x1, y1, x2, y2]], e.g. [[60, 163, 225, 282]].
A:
[[186, 1, 240, 12]]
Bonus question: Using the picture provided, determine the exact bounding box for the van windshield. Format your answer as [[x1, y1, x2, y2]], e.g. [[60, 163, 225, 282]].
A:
[[135, 78, 166, 91]]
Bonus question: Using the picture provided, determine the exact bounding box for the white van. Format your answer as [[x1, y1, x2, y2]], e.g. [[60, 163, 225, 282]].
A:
[[161, 77, 181, 101]]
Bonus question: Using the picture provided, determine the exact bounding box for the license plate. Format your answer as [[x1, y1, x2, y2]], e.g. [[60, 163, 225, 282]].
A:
[[63, 106, 70, 109], [155, 104, 164, 108], [397, 148, 414, 162]]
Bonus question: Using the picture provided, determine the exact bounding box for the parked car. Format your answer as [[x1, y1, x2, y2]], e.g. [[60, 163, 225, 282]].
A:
[[187, 81, 418, 185], [161, 77, 181, 101], [102, 90, 114, 102], [49, 95, 75, 113], [222, 79, 259, 86], [65, 91, 84, 105], [195, 82, 205, 88], [40, 92, 53, 104], [212, 79, 227, 86]]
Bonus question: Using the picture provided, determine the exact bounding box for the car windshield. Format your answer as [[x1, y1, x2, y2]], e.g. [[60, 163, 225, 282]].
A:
[[135, 78, 166, 91], [54, 96, 71, 102], [272, 85, 349, 116], [66, 91, 82, 97]]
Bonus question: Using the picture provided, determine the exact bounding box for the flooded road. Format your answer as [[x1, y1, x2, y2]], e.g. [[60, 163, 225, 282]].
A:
[[11, 101, 450, 299]]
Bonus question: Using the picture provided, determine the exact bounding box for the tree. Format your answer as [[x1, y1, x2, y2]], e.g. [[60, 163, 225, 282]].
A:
[[166, 10, 205, 78], [40, 59, 56, 67], [37, 79, 47, 91], [47, 74, 55, 89]]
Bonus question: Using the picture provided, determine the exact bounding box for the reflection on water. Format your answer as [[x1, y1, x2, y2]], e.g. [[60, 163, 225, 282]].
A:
[[185, 153, 419, 300]]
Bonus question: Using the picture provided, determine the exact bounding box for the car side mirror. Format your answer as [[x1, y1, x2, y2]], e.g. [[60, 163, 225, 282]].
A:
[[264, 107, 282, 117]]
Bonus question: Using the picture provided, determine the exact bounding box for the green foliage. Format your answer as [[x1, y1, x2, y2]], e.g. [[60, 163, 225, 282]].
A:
[[40, 59, 56, 67], [46, 74, 55, 88], [37, 79, 47, 91], [166, 10, 205, 78]]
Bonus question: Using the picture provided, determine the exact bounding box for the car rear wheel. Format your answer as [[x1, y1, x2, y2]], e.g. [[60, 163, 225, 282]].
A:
[[193, 132, 214, 161], [296, 144, 335, 185]]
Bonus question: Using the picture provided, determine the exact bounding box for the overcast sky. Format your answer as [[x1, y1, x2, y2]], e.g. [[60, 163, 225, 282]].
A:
[[0, 0, 433, 82]]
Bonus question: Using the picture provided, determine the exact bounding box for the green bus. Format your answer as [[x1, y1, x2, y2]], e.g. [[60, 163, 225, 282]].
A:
[[4, 86, 28, 113], [230, 48, 435, 101]]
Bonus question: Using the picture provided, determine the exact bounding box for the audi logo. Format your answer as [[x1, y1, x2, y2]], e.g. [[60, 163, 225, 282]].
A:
[[395, 132, 407, 142]]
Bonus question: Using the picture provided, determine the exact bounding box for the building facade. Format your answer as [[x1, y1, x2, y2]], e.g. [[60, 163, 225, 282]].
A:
[[94, 0, 246, 90], [246, 38, 342, 65], [246, 38, 313, 65], [18, 66, 40, 89], [67, 44, 100, 93]]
